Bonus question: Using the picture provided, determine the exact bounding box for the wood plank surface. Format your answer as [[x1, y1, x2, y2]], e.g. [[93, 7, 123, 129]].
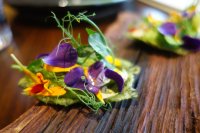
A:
[[1, 2, 200, 133], [2, 51, 200, 132]]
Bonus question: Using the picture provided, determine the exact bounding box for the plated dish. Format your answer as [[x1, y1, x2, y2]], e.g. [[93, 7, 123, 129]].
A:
[[7, 0, 129, 23], [11, 12, 140, 112], [128, 5, 200, 55]]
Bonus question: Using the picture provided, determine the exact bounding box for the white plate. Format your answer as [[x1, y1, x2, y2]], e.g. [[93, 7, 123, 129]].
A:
[[8, 0, 127, 7]]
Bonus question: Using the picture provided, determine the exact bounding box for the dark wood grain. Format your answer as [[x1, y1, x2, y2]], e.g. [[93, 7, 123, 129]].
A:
[[1, 1, 200, 133], [3, 51, 200, 132]]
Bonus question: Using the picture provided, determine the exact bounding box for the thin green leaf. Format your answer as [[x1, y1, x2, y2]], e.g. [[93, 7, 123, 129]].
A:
[[86, 28, 96, 35], [164, 36, 182, 46], [88, 32, 111, 57]]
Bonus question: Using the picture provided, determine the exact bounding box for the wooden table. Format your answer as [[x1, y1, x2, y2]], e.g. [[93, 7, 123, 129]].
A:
[[1, 1, 200, 132]]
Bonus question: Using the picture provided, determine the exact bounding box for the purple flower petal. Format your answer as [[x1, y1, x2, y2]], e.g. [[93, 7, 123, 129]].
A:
[[87, 84, 99, 94], [182, 35, 200, 51], [95, 70, 110, 87], [104, 69, 124, 92], [64, 67, 100, 94], [88, 61, 104, 79], [182, 12, 195, 18], [64, 67, 86, 89], [182, 6, 196, 18], [158, 22, 177, 36], [43, 43, 77, 68], [88, 61, 110, 87]]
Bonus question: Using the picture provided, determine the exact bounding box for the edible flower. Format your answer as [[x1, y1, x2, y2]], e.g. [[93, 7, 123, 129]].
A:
[[158, 22, 177, 36], [43, 43, 78, 68], [182, 35, 200, 51], [40, 43, 79, 72], [182, 5, 196, 18], [106, 56, 122, 68], [10, 54, 66, 97], [24, 73, 66, 96], [64, 61, 124, 103], [39, 43, 124, 103], [11, 12, 140, 112]]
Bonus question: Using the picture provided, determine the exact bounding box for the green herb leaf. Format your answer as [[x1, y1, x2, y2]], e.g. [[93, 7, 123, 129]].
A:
[[77, 46, 94, 57], [27, 59, 44, 73], [36, 91, 79, 107], [164, 36, 182, 46], [192, 13, 200, 34], [86, 28, 96, 35], [88, 32, 111, 58], [18, 77, 34, 88]]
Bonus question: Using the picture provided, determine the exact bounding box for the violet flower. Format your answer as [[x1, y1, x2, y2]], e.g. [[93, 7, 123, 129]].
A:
[[43, 43, 78, 68], [64, 61, 124, 102], [87, 61, 108, 87], [64, 67, 86, 89], [182, 35, 200, 51], [104, 69, 124, 92], [182, 6, 196, 18], [158, 22, 177, 36], [182, 11, 195, 18]]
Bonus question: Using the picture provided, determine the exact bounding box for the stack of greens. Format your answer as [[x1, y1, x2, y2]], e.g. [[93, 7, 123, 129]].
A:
[[11, 12, 140, 112], [127, 5, 200, 55]]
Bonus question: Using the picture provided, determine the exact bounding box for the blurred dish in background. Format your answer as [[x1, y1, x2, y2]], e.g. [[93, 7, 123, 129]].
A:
[[0, 0, 12, 51], [7, 0, 127, 7], [0, 23, 13, 51], [6, 0, 131, 25]]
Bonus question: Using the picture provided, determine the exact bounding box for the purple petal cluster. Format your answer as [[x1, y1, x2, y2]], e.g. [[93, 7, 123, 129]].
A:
[[182, 35, 200, 51], [64, 67, 86, 89], [64, 61, 124, 94], [158, 22, 177, 36], [42, 43, 78, 68], [39, 43, 124, 97]]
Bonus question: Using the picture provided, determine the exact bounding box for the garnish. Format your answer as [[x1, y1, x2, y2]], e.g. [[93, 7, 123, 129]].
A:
[[127, 5, 200, 55], [11, 12, 140, 112]]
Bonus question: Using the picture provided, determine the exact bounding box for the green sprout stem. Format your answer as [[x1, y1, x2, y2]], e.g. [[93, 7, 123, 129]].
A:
[[10, 54, 26, 70], [66, 87, 104, 112], [10, 54, 39, 83], [52, 12, 114, 61], [78, 13, 114, 58], [51, 12, 80, 48]]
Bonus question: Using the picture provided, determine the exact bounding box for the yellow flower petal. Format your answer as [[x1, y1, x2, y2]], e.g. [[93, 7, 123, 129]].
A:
[[23, 69, 40, 83], [44, 64, 80, 72], [106, 56, 121, 68], [23, 87, 32, 95], [147, 15, 160, 26], [96, 90, 105, 104], [39, 87, 66, 96], [168, 12, 182, 22]]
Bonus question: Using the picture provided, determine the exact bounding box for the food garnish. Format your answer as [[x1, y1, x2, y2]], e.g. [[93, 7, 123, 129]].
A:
[[11, 12, 140, 112], [128, 5, 200, 55]]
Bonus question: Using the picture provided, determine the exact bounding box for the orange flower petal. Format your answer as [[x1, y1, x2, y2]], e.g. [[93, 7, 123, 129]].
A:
[[39, 87, 66, 96]]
